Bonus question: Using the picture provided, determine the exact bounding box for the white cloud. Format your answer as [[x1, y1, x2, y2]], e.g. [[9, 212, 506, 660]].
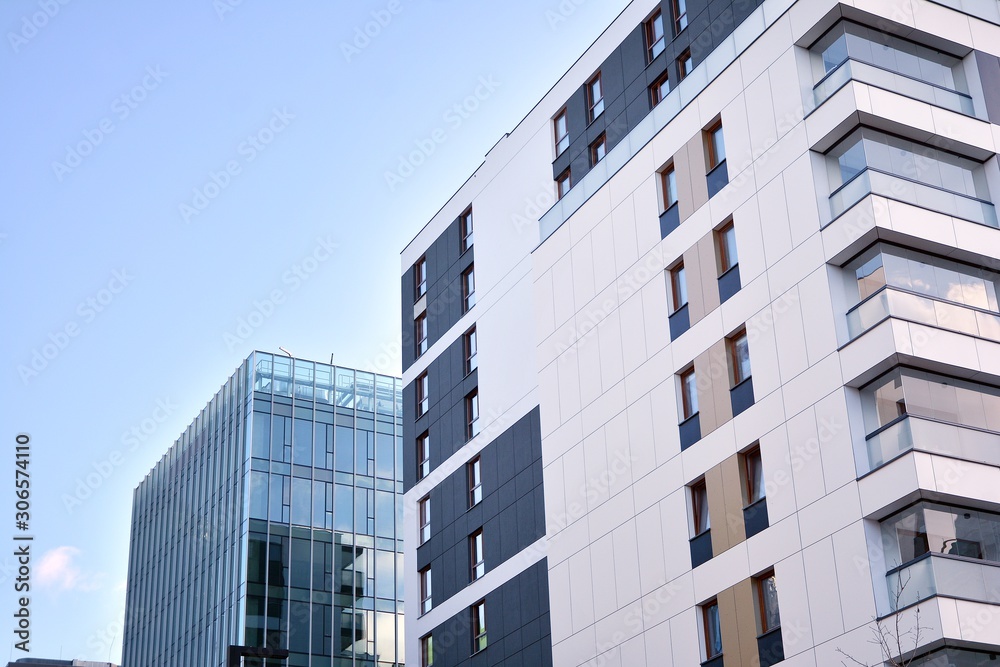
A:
[[37, 546, 105, 592]]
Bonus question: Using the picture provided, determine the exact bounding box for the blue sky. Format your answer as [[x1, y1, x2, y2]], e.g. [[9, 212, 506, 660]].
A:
[[0, 0, 629, 662]]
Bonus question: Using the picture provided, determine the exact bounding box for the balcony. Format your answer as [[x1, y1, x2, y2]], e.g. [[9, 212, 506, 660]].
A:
[[830, 168, 998, 228], [887, 554, 1000, 611], [864, 414, 1000, 474], [847, 286, 1000, 342]]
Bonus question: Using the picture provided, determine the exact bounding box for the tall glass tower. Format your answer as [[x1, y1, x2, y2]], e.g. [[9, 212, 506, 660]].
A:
[[122, 352, 405, 667]]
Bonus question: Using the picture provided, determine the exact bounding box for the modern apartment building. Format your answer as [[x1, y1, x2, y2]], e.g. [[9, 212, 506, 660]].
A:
[[122, 352, 405, 667], [5, 661, 118, 667], [401, 0, 1000, 665]]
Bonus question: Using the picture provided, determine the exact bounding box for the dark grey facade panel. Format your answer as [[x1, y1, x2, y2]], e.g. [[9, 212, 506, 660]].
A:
[[424, 559, 552, 667], [976, 51, 1000, 125], [552, 0, 765, 183], [415, 407, 544, 605]]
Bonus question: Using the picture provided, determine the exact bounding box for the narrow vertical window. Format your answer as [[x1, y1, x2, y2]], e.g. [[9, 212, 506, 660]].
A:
[[678, 49, 692, 80], [415, 313, 428, 357], [464, 326, 478, 375], [703, 600, 722, 660], [556, 169, 572, 200], [421, 635, 434, 667], [472, 600, 488, 652], [728, 329, 751, 386], [651, 71, 670, 107], [587, 72, 604, 122], [416, 432, 430, 481], [744, 445, 764, 505], [680, 366, 698, 419], [462, 265, 476, 313], [590, 133, 607, 167], [416, 372, 429, 418], [466, 390, 480, 440], [691, 480, 710, 535], [672, 0, 688, 34], [468, 456, 482, 507], [460, 207, 474, 253], [419, 566, 432, 614], [470, 528, 485, 580], [669, 263, 687, 313], [414, 257, 427, 300], [706, 121, 727, 171], [756, 570, 781, 633], [661, 164, 678, 210], [716, 221, 738, 274], [418, 496, 430, 544], [554, 110, 569, 155], [646, 10, 665, 61]]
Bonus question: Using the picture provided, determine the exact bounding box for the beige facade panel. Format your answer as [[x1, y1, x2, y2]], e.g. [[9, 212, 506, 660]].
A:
[[705, 463, 729, 555], [694, 348, 720, 435], [709, 339, 733, 428], [686, 133, 710, 215], [717, 585, 742, 667], [674, 142, 696, 223], [684, 242, 706, 324], [734, 578, 760, 667], [721, 454, 746, 549], [697, 234, 722, 317]]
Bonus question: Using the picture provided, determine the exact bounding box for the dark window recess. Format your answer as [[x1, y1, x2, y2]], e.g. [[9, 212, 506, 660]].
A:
[[707, 160, 729, 198], [679, 413, 701, 451], [730, 377, 754, 417], [743, 497, 769, 539], [659, 203, 680, 238], [690, 529, 713, 568], [718, 265, 741, 303], [757, 628, 784, 667], [669, 304, 690, 340]]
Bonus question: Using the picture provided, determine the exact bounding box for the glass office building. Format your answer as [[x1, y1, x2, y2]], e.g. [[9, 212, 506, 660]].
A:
[[123, 352, 404, 667]]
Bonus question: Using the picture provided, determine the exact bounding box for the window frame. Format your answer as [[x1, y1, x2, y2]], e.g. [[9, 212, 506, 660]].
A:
[[672, 0, 688, 34], [472, 600, 488, 653], [468, 455, 482, 508], [587, 72, 604, 122], [556, 169, 572, 200], [702, 599, 722, 660], [590, 132, 607, 167], [691, 479, 710, 536], [470, 528, 485, 580], [755, 569, 781, 634], [553, 109, 569, 155], [669, 262, 687, 313], [421, 634, 434, 667], [651, 71, 670, 107], [464, 326, 478, 376], [728, 328, 751, 387], [678, 49, 692, 80], [419, 565, 432, 615], [716, 220, 738, 274], [416, 372, 429, 418], [462, 264, 476, 313], [706, 120, 726, 171], [646, 10, 665, 61], [743, 444, 764, 506], [414, 257, 427, 301], [460, 207, 474, 254], [680, 366, 698, 420], [418, 495, 431, 545], [661, 163, 678, 211], [466, 389, 480, 440], [415, 312, 428, 357], [416, 431, 430, 481]]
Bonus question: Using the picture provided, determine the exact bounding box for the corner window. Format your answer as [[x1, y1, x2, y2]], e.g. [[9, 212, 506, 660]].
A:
[[678, 49, 692, 80], [472, 600, 487, 653], [468, 456, 482, 507], [419, 566, 432, 614], [418, 495, 430, 544], [470, 528, 485, 580], [669, 262, 687, 313], [728, 329, 750, 387], [691, 479, 710, 536], [672, 0, 688, 34], [462, 265, 476, 313], [416, 372, 428, 418], [414, 257, 427, 300], [590, 133, 607, 167], [705, 121, 726, 171], [702, 599, 722, 660], [554, 109, 569, 155], [716, 221, 738, 274], [416, 432, 430, 481], [556, 169, 572, 200], [646, 10, 665, 61], [466, 390, 480, 440], [464, 326, 478, 375], [415, 313, 428, 357], [651, 71, 670, 107], [460, 208, 474, 253], [587, 72, 604, 122], [680, 366, 698, 420], [661, 163, 678, 210]]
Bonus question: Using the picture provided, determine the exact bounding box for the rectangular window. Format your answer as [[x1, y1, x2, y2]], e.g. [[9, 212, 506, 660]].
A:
[[590, 133, 607, 167], [716, 221, 738, 274], [661, 164, 678, 210], [646, 10, 665, 61], [460, 208, 474, 253], [464, 326, 478, 375], [669, 263, 687, 313], [470, 528, 485, 580], [554, 109, 569, 155], [414, 257, 427, 300], [756, 571, 780, 633], [743, 445, 764, 505], [421, 635, 434, 667], [415, 313, 428, 357], [556, 169, 572, 200], [466, 390, 480, 440], [680, 366, 698, 419], [678, 49, 692, 80], [462, 265, 476, 313], [416, 372, 429, 418], [691, 480, 710, 535], [418, 496, 430, 544], [651, 71, 670, 107], [472, 600, 487, 653], [703, 600, 722, 660], [728, 329, 751, 386], [672, 0, 688, 33], [468, 456, 482, 507], [706, 121, 726, 171], [587, 72, 604, 122], [416, 432, 430, 481], [419, 566, 432, 615]]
